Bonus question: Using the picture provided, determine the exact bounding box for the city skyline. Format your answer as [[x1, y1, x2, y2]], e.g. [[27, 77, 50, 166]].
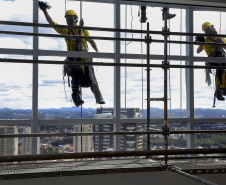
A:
[[1, 0, 226, 110]]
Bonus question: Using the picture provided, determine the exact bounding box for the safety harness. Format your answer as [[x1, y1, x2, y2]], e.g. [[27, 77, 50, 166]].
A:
[[64, 19, 88, 76]]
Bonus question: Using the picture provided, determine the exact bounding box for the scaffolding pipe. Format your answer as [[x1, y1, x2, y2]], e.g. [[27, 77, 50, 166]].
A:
[[153, 155, 226, 160], [0, 129, 226, 138], [163, 13, 169, 165], [1, 30, 226, 47], [169, 167, 217, 185], [2, 20, 226, 38], [2, 58, 226, 69], [146, 22, 151, 151], [0, 148, 226, 163]]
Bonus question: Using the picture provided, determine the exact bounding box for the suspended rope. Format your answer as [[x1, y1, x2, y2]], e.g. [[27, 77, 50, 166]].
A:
[[213, 12, 223, 108], [168, 19, 172, 117], [219, 12, 222, 34], [180, 9, 182, 117], [127, 0, 133, 45], [63, 71, 72, 102], [80, 0, 83, 21], [125, 4, 127, 118], [141, 18, 144, 118]]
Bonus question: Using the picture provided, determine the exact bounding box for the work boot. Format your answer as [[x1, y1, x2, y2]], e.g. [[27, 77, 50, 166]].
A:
[[140, 6, 147, 23], [97, 99, 105, 105], [214, 90, 225, 101], [72, 91, 84, 107], [162, 8, 176, 20], [75, 99, 84, 107]]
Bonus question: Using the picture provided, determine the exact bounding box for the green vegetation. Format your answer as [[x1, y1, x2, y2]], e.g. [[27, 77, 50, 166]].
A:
[[195, 133, 226, 148]]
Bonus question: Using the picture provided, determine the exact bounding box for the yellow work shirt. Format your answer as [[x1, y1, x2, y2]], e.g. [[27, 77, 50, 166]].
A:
[[53, 22, 93, 52], [202, 37, 226, 56]]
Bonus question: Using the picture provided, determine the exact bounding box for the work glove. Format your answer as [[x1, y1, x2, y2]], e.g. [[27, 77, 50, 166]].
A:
[[38, 1, 51, 11]]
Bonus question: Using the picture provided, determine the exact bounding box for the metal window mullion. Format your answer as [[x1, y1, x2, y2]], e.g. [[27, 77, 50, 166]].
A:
[[185, 7, 195, 150], [31, 0, 40, 155], [114, 1, 121, 152]]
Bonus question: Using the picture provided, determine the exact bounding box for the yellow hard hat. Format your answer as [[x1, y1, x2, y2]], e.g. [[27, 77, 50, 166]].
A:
[[202, 22, 213, 31], [65, 10, 78, 17]]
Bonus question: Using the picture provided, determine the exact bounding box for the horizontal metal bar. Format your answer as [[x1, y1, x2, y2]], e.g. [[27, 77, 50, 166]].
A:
[[0, 119, 32, 126], [0, 20, 160, 35], [153, 155, 226, 160], [0, 117, 192, 126], [1, 58, 226, 70], [0, 130, 162, 138], [0, 30, 143, 42], [1, 130, 226, 138], [38, 118, 190, 125], [170, 130, 226, 134], [39, 50, 115, 59], [1, 118, 226, 126], [1, 48, 225, 63], [0, 148, 226, 163], [149, 98, 164, 101], [2, 20, 226, 39], [0, 48, 32, 55], [2, 30, 226, 47]]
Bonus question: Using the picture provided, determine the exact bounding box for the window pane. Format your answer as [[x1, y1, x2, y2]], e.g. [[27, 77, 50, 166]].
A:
[[0, 56, 32, 115], [0, 0, 33, 50], [38, 57, 113, 118]]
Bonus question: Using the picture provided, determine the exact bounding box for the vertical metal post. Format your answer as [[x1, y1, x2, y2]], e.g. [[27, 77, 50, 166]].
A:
[[163, 13, 169, 165], [113, 1, 121, 152], [186, 8, 195, 151], [146, 23, 150, 151], [32, 0, 40, 155]]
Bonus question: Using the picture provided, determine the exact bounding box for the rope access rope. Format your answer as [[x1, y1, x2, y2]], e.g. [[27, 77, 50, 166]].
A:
[[168, 17, 172, 117], [180, 9, 183, 117], [125, 4, 127, 118], [127, 0, 134, 46], [141, 18, 144, 118]]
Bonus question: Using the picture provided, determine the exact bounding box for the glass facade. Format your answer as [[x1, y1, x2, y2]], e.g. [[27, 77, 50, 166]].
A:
[[0, 0, 226, 163]]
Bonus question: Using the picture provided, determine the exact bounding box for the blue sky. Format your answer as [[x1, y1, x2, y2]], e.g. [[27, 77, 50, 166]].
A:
[[0, 0, 226, 110]]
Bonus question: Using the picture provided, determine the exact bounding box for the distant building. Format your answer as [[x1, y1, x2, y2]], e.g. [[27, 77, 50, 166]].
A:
[[93, 108, 144, 152], [22, 127, 32, 155], [73, 125, 93, 153], [0, 126, 18, 156]]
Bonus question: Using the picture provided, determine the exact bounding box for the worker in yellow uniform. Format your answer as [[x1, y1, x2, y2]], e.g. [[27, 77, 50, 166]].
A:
[[40, 7, 105, 107], [197, 22, 226, 101]]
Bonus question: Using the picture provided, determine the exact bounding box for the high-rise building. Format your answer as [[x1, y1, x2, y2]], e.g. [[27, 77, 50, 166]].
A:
[[93, 108, 144, 152], [22, 127, 32, 155], [0, 126, 18, 156], [73, 125, 93, 153]]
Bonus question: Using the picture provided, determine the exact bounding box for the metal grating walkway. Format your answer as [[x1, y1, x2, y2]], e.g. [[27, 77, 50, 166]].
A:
[[171, 161, 226, 174], [0, 159, 165, 180], [1, 159, 226, 180]]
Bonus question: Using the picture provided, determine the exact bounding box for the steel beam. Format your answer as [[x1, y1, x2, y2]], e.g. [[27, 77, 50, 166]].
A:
[[1, 148, 226, 163]]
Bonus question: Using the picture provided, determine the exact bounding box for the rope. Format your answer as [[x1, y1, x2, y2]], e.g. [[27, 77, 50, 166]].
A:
[[125, 4, 127, 118], [127, 0, 133, 46], [80, 1, 83, 117], [168, 19, 172, 117], [63, 72, 72, 102], [180, 9, 182, 117], [141, 19, 144, 117], [80, 1, 82, 21], [125, 4, 128, 148], [219, 12, 222, 34]]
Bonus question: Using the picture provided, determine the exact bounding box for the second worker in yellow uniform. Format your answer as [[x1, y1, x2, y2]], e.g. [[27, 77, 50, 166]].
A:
[[197, 22, 226, 101]]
